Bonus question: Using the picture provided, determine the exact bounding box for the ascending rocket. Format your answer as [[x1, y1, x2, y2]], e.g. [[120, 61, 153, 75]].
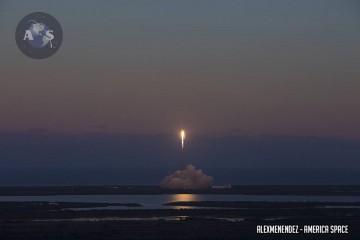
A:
[[180, 130, 185, 150]]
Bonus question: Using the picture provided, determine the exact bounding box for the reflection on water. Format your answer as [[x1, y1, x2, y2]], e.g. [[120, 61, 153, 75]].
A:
[[165, 194, 203, 209], [0, 194, 360, 210]]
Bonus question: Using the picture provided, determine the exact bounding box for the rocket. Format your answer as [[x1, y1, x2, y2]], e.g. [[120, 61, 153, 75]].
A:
[[181, 130, 185, 150]]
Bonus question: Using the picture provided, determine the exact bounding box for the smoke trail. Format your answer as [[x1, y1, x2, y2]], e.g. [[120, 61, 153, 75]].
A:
[[160, 164, 214, 189]]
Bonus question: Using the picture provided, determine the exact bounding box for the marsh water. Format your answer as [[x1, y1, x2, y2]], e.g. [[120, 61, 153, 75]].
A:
[[0, 194, 359, 209]]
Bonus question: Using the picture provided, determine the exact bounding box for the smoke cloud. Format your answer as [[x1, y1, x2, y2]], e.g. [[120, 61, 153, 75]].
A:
[[161, 164, 214, 189]]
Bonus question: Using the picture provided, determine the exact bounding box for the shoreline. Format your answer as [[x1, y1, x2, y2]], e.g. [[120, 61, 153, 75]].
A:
[[1, 185, 360, 196]]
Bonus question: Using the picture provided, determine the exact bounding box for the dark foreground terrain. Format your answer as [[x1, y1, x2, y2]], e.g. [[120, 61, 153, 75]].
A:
[[2, 218, 359, 240], [1, 186, 360, 239], [0, 201, 359, 239]]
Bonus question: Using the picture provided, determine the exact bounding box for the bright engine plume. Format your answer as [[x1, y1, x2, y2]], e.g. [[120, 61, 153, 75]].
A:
[[180, 130, 185, 150]]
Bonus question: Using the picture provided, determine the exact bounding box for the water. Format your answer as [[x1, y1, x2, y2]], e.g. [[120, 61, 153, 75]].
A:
[[32, 216, 246, 222], [0, 194, 359, 209]]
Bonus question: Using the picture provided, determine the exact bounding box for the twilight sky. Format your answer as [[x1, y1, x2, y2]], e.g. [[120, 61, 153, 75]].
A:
[[1, 0, 360, 137], [0, 1, 360, 185]]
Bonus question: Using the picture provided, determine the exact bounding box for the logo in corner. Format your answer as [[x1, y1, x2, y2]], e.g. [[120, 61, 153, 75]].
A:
[[15, 12, 63, 59]]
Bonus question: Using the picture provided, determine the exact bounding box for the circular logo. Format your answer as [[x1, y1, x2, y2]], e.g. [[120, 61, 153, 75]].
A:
[[15, 12, 63, 59]]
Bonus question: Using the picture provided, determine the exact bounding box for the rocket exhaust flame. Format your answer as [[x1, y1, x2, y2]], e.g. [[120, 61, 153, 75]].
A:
[[160, 129, 214, 189], [181, 130, 185, 150]]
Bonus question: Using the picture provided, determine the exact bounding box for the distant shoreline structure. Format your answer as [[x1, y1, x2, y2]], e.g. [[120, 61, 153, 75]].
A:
[[211, 184, 232, 189], [0, 185, 359, 196]]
